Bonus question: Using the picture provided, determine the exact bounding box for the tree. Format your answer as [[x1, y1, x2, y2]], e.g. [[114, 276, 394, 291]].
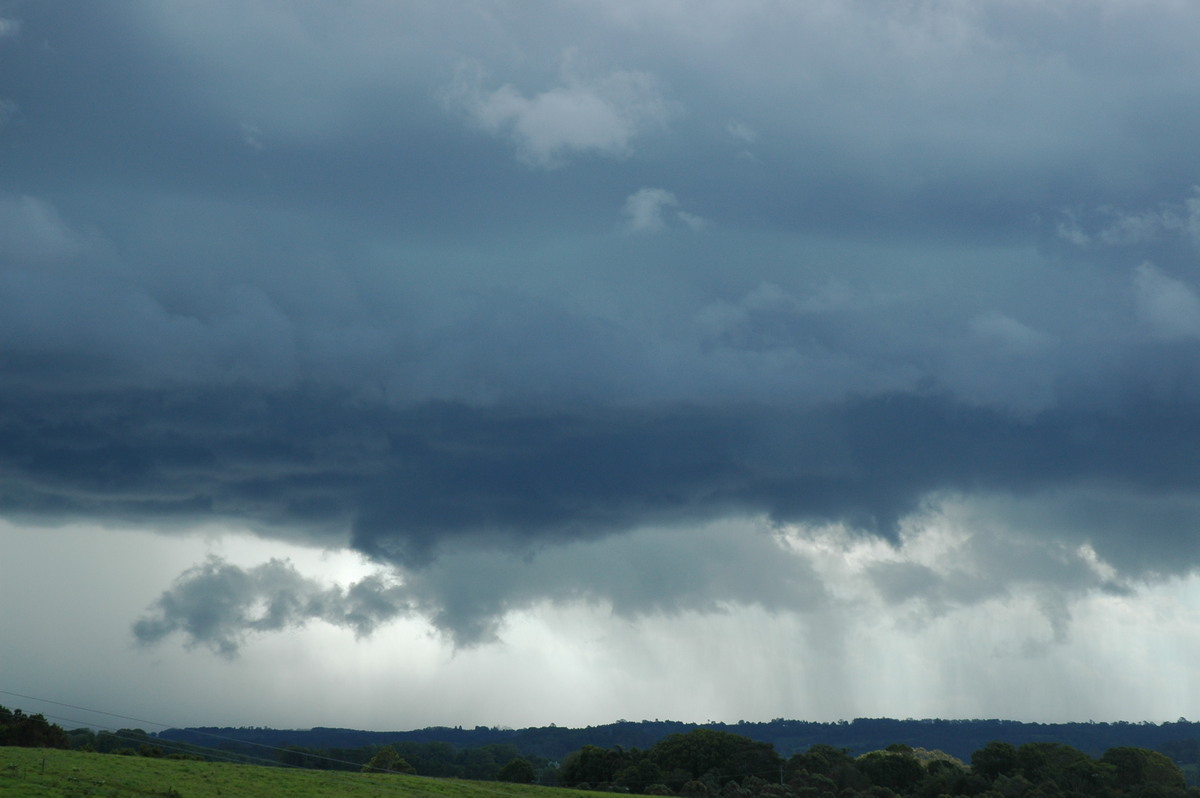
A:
[[787, 744, 866, 792], [498, 757, 536, 783], [1100, 747, 1186, 793], [650, 729, 781, 788], [972, 741, 1020, 780], [912, 758, 984, 798], [363, 745, 416, 774], [461, 746, 500, 780], [0, 707, 69, 749], [1016, 742, 1113, 795], [561, 744, 629, 787], [856, 749, 924, 793], [615, 757, 667, 793]]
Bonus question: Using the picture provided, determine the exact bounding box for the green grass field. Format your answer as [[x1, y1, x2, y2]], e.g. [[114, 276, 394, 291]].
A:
[[0, 747, 597, 798]]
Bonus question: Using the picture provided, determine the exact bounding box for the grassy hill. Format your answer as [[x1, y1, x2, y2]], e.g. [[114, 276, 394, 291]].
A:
[[0, 746, 592, 798]]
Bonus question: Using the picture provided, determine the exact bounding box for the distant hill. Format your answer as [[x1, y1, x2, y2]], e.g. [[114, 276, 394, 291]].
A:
[[157, 717, 1200, 763]]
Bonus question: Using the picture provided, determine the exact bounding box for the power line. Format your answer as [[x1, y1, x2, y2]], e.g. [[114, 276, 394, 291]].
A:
[[0, 687, 560, 798], [0, 688, 350, 766], [2, 686, 825, 793]]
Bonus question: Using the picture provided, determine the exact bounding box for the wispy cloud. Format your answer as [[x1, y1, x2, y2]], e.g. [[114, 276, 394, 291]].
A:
[[446, 57, 671, 168], [0, 194, 87, 263], [621, 187, 704, 233], [1057, 188, 1200, 249], [1133, 262, 1200, 340], [0, 99, 16, 131], [726, 119, 757, 144]]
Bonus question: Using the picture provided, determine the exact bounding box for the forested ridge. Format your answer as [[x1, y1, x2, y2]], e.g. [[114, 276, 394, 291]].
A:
[[6, 706, 1200, 797], [161, 717, 1200, 766]]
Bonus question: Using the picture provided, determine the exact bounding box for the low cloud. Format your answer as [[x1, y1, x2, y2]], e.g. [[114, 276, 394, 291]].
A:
[[136, 505, 1147, 657], [133, 556, 410, 657], [865, 521, 1122, 644], [134, 520, 827, 651], [401, 520, 828, 646]]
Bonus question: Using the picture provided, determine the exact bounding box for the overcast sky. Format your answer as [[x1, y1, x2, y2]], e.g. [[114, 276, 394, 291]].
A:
[[3, 0, 1200, 734]]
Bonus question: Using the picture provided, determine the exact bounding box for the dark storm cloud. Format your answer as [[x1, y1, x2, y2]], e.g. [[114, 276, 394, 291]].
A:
[[6, 1, 1200, 650], [5, 382, 1200, 576]]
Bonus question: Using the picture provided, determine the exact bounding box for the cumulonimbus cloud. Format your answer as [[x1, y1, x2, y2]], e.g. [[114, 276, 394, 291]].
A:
[[8, 2, 1200, 673]]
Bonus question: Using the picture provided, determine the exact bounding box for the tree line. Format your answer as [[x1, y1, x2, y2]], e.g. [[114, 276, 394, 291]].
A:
[[0, 706, 69, 749], [159, 717, 1200, 764], [0, 705, 544, 777], [554, 728, 1197, 798], [5, 705, 1200, 796]]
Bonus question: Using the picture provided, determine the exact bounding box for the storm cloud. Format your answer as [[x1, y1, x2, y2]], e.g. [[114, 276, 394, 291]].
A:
[[4, 1, 1200, 721], [5, 384, 1200, 558], [6, 379, 1200, 644]]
